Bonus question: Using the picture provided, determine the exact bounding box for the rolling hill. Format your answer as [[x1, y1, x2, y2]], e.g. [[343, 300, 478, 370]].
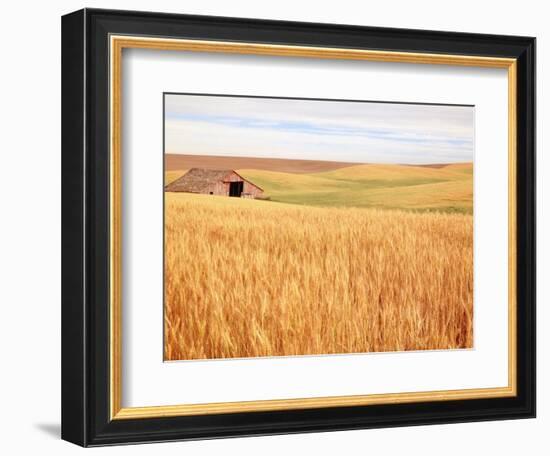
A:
[[164, 156, 473, 214], [165, 154, 358, 174]]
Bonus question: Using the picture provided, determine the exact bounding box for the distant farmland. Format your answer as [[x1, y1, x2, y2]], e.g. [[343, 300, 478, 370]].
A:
[[165, 156, 473, 213], [165, 153, 358, 174]]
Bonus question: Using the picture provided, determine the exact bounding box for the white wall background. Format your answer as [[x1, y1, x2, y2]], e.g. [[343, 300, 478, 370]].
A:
[[0, 0, 545, 454]]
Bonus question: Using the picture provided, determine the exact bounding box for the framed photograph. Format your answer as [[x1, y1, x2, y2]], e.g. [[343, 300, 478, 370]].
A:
[[61, 8, 536, 447]]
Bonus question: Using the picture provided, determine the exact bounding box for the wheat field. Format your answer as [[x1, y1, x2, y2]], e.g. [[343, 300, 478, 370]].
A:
[[164, 192, 473, 361]]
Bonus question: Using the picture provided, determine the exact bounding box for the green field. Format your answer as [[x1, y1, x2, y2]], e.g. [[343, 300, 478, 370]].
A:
[[166, 162, 473, 214]]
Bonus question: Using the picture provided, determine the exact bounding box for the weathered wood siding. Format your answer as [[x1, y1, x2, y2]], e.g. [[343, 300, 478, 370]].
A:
[[241, 180, 264, 198], [204, 180, 227, 195]]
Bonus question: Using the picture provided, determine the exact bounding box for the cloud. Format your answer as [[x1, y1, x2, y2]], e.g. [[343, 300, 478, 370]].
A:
[[164, 94, 474, 164]]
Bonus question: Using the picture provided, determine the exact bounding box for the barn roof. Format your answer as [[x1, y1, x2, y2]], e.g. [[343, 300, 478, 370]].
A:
[[164, 168, 264, 192]]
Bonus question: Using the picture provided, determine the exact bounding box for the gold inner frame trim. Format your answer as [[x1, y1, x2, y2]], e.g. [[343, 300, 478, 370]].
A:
[[109, 35, 518, 420]]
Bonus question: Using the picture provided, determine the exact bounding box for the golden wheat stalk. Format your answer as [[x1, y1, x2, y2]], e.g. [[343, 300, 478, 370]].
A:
[[164, 193, 473, 361]]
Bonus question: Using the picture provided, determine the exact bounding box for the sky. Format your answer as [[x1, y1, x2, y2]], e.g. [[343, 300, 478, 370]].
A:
[[164, 94, 474, 164]]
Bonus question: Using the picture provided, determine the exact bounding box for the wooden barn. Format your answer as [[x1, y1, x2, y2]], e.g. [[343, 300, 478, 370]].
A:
[[165, 168, 264, 199]]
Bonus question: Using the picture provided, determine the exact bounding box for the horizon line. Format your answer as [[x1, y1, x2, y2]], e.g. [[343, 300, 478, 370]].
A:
[[165, 152, 473, 167]]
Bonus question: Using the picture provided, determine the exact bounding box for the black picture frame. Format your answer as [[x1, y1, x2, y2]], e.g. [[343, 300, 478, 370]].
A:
[[62, 8, 536, 447]]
